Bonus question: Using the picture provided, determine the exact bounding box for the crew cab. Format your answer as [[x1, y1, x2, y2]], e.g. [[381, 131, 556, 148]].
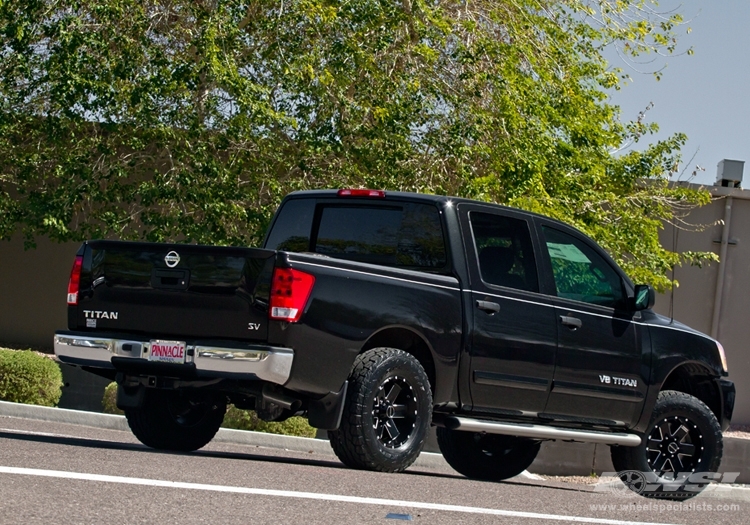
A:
[[55, 189, 735, 499]]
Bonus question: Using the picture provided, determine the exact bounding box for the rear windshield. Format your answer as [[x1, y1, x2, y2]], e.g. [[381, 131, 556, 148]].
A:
[[265, 199, 447, 270]]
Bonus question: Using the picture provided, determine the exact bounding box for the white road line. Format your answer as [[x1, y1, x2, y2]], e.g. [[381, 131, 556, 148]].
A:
[[0, 466, 680, 525]]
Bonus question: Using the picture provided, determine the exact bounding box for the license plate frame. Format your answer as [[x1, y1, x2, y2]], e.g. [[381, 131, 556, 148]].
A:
[[148, 339, 187, 364]]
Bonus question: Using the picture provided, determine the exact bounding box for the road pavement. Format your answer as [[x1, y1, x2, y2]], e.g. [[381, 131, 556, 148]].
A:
[[0, 415, 747, 525]]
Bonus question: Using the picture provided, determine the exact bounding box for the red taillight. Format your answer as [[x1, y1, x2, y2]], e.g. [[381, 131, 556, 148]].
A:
[[337, 189, 386, 198], [67, 255, 83, 305], [269, 268, 315, 322]]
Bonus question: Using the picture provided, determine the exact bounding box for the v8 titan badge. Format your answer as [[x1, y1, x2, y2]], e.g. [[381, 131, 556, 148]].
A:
[[164, 251, 180, 268]]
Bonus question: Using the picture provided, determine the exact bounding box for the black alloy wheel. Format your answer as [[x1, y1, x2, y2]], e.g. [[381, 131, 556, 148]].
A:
[[372, 375, 419, 449], [610, 390, 722, 500], [647, 415, 704, 475], [328, 347, 433, 473]]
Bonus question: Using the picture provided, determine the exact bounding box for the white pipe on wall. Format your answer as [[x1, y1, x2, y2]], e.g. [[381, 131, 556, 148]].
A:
[[711, 196, 733, 339]]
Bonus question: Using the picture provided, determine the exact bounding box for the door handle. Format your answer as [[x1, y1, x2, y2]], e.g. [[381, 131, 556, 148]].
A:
[[476, 300, 501, 314], [560, 315, 582, 330]]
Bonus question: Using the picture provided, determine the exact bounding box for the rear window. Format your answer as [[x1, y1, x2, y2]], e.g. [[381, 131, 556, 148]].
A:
[[265, 199, 447, 270]]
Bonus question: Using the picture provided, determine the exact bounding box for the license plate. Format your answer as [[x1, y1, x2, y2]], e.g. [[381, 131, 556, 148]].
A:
[[148, 340, 187, 364]]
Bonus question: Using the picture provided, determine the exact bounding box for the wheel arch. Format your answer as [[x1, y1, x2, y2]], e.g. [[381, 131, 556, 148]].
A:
[[659, 361, 722, 423], [360, 326, 437, 397]]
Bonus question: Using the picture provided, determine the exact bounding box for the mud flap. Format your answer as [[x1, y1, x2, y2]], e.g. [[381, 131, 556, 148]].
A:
[[116, 384, 145, 410], [307, 381, 348, 430]]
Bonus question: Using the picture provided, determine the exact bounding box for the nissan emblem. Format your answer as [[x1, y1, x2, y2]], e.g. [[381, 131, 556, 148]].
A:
[[165, 251, 181, 268]]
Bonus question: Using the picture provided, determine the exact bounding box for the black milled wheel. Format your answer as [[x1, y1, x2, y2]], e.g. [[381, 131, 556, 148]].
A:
[[437, 427, 540, 481], [611, 390, 723, 500], [328, 348, 432, 473], [125, 389, 226, 452]]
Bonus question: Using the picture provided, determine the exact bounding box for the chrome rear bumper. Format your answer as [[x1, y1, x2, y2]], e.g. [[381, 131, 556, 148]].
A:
[[54, 333, 294, 385]]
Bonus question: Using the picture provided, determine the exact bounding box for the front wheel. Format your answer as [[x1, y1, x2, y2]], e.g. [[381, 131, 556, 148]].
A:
[[328, 348, 433, 473], [125, 388, 226, 452], [610, 390, 723, 500], [437, 427, 540, 481]]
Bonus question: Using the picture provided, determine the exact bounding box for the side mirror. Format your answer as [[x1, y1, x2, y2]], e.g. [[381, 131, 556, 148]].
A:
[[632, 284, 655, 311]]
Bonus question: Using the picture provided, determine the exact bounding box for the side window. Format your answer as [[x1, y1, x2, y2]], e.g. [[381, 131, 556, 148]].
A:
[[469, 212, 539, 293], [542, 226, 624, 308], [312, 203, 447, 269]]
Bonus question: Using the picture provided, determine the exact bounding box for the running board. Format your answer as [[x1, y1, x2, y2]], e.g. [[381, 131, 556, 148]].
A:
[[443, 416, 642, 447]]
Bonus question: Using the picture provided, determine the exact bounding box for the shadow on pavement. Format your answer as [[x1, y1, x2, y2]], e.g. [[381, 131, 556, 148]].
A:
[[0, 428, 585, 493]]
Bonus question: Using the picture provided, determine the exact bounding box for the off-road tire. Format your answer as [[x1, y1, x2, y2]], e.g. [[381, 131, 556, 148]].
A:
[[610, 390, 723, 500], [125, 388, 226, 452], [328, 348, 432, 473], [437, 427, 540, 481]]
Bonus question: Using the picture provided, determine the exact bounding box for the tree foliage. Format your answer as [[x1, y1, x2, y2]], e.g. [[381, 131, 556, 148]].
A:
[[0, 0, 714, 290]]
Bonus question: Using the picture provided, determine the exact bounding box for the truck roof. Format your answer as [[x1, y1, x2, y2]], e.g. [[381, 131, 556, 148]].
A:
[[285, 189, 563, 227]]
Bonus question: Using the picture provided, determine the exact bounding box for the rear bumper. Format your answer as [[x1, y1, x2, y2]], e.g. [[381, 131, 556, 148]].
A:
[[54, 332, 294, 386]]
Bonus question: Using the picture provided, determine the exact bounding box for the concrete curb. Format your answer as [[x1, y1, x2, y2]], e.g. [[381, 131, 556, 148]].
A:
[[0, 400, 450, 470], [0, 400, 130, 432]]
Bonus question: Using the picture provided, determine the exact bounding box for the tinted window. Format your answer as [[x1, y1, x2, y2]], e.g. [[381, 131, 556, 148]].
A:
[[264, 198, 315, 251], [313, 203, 447, 269], [542, 226, 624, 308], [470, 212, 539, 293]]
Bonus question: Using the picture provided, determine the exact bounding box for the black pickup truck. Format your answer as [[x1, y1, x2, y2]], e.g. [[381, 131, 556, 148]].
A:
[[55, 189, 734, 499]]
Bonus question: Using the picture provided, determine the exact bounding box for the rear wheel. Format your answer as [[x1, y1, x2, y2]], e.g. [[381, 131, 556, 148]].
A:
[[437, 427, 540, 481], [610, 390, 723, 500], [125, 389, 226, 452], [328, 348, 432, 472]]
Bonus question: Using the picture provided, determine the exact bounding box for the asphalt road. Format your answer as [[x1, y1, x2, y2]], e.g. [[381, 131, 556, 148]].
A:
[[0, 416, 746, 525]]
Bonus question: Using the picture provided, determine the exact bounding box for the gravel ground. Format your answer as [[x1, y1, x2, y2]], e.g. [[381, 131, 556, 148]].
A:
[[538, 474, 604, 485], [536, 427, 750, 487], [538, 473, 750, 491], [725, 425, 750, 440]]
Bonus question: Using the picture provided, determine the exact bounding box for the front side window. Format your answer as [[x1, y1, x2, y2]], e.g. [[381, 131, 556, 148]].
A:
[[542, 226, 624, 308], [470, 212, 539, 293]]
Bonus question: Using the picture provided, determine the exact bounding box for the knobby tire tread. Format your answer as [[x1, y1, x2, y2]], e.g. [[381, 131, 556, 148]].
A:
[[328, 348, 432, 473], [610, 390, 723, 500]]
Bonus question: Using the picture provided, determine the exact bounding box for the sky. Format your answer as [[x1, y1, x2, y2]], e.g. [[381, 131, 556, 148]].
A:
[[606, 1, 750, 186]]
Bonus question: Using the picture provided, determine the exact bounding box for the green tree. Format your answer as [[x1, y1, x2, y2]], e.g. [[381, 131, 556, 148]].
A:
[[0, 0, 715, 290]]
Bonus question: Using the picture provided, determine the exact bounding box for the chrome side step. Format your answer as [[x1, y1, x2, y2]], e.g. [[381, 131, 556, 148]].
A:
[[443, 416, 642, 447]]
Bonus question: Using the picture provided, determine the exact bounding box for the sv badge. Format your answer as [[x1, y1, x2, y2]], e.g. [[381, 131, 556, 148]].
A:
[[248, 323, 261, 331]]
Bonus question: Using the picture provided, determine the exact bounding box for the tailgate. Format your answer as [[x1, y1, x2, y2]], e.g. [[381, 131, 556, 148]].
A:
[[72, 240, 275, 341]]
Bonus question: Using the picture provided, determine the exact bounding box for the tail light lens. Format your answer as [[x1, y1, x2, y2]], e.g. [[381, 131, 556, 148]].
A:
[[67, 255, 84, 305], [269, 268, 315, 322]]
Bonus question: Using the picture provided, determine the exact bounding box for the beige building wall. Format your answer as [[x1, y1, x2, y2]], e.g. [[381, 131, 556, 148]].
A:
[[0, 234, 80, 349], [657, 184, 750, 425]]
